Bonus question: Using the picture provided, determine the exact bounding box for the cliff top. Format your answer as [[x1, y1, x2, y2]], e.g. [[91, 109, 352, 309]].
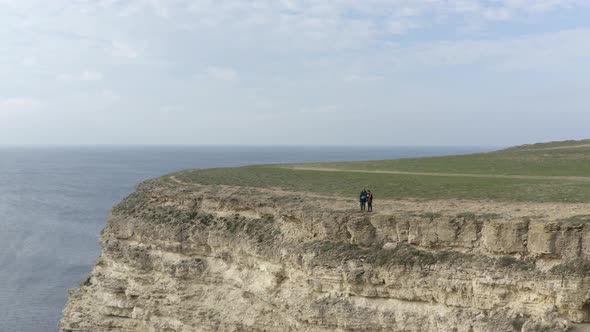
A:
[[157, 139, 590, 203]]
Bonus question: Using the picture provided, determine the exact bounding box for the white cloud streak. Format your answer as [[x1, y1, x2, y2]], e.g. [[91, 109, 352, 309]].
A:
[[108, 41, 140, 59], [80, 70, 104, 81], [0, 98, 43, 116], [206, 66, 239, 81], [386, 28, 590, 70], [57, 71, 104, 82]]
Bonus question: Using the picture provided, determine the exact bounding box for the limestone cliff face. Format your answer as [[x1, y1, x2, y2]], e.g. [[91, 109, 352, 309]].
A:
[[61, 179, 590, 332]]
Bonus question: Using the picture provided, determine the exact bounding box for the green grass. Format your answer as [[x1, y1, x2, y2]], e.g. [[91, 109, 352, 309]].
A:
[[166, 139, 590, 203], [291, 148, 590, 176], [289, 140, 590, 176], [174, 165, 590, 203]]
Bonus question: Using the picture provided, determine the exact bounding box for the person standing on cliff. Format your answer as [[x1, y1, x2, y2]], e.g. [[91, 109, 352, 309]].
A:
[[360, 189, 367, 211], [367, 190, 374, 212]]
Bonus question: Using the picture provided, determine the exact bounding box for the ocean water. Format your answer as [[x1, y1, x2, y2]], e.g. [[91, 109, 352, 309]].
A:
[[0, 145, 492, 332]]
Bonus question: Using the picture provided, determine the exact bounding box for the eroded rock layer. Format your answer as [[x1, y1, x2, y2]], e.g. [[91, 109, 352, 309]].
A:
[[61, 179, 590, 331]]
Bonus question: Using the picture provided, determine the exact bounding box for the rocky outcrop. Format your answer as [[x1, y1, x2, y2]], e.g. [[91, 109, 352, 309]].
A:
[[61, 178, 590, 331]]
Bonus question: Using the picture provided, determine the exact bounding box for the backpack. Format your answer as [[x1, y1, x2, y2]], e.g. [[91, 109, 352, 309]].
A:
[[360, 194, 367, 201]]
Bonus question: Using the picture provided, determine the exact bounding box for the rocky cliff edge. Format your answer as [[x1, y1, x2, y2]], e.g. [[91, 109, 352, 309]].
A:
[[61, 176, 590, 331]]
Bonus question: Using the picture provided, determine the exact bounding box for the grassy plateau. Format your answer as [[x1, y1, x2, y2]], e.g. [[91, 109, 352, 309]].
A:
[[170, 139, 590, 203]]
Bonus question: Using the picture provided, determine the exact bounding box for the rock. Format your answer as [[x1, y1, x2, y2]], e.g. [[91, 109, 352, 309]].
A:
[[60, 184, 590, 332], [382, 242, 397, 250]]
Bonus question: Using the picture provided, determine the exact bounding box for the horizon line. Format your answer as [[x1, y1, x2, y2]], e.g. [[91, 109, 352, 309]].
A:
[[0, 143, 501, 149]]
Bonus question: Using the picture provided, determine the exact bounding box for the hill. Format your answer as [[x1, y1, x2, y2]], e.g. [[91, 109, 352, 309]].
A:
[[165, 139, 590, 203]]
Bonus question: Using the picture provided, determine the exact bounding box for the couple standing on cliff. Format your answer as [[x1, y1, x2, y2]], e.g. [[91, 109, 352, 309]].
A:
[[359, 189, 373, 212]]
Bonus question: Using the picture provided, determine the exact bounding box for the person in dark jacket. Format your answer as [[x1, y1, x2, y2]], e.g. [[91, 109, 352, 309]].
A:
[[367, 190, 374, 212], [360, 189, 367, 211]]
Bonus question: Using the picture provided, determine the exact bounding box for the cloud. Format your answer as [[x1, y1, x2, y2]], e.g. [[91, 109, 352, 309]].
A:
[[21, 56, 38, 67], [387, 20, 418, 35], [344, 73, 385, 82], [499, 0, 588, 13], [80, 70, 104, 81], [443, 0, 589, 21], [99, 89, 120, 102], [298, 105, 342, 114], [147, 0, 170, 19], [160, 105, 183, 115], [56, 70, 104, 82], [0, 98, 43, 116], [206, 66, 239, 81], [383, 28, 590, 71], [55, 74, 72, 82], [108, 41, 139, 59]]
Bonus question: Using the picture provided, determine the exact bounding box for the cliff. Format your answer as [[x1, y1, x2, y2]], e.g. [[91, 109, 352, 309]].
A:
[[61, 175, 590, 332]]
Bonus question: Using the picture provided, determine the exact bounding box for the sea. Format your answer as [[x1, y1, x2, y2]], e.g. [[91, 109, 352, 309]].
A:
[[0, 145, 493, 332]]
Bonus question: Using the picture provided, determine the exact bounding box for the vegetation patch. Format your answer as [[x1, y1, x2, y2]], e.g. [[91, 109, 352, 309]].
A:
[[421, 212, 442, 220], [479, 213, 502, 220], [220, 213, 280, 244], [307, 241, 445, 269], [496, 256, 536, 271], [456, 212, 477, 221], [113, 192, 215, 226], [115, 192, 283, 246], [270, 194, 305, 204], [550, 259, 590, 277], [510, 316, 526, 331], [306, 240, 537, 273], [561, 215, 590, 225], [112, 191, 150, 215], [533, 323, 552, 332]]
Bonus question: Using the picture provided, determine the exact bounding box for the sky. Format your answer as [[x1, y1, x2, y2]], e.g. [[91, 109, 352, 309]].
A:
[[1, 0, 589, 146]]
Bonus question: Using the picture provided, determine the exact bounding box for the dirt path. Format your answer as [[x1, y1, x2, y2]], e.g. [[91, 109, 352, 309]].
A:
[[285, 166, 590, 182], [169, 174, 190, 186], [518, 143, 590, 151]]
